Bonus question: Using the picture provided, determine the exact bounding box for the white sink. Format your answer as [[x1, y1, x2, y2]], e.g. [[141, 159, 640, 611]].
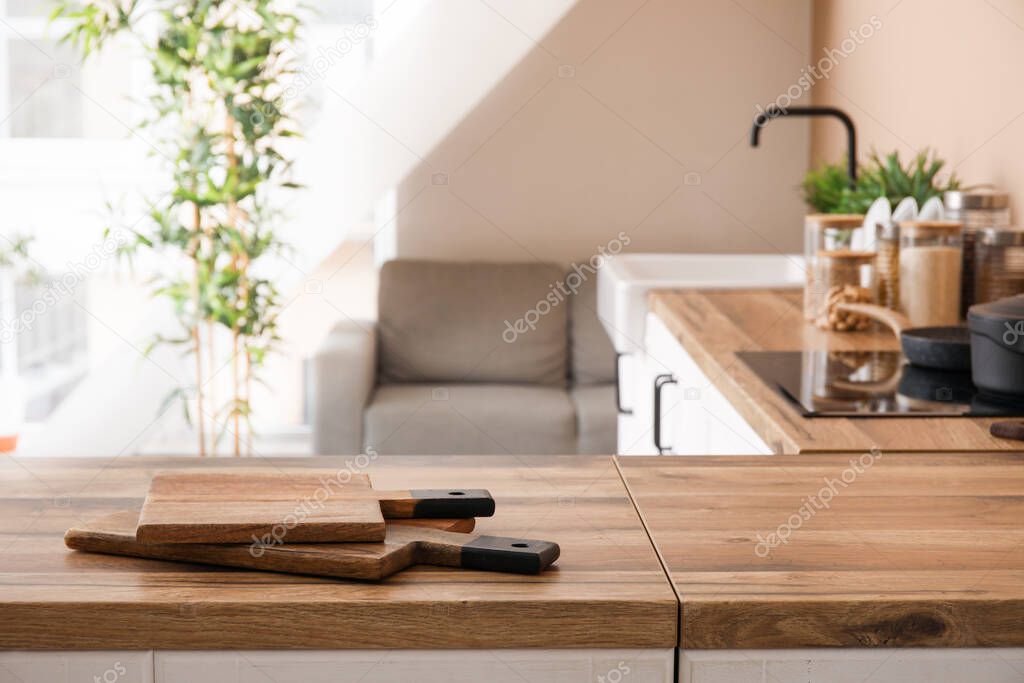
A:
[[596, 253, 805, 354]]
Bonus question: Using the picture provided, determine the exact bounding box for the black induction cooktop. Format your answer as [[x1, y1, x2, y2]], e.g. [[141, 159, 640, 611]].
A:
[[737, 350, 1024, 417]]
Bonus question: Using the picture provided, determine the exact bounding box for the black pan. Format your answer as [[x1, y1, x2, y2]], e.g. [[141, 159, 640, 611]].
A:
[[899, 325, 971, 370], [836, 303, 971, 371]]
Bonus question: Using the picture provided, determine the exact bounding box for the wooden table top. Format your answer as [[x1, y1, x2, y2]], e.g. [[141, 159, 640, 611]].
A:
[[649, 288, 1016, 453], [618, 453, 1024, 649], [0, 455, 677, 650]]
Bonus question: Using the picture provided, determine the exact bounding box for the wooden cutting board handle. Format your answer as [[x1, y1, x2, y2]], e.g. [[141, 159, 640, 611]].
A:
[[375, 489, 495, 518], [405, 526, 561, 574], [834, 302, 911, 337]]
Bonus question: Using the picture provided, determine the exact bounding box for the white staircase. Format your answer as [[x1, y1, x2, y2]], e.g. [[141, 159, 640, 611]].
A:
[[284, 0, 578, 277]]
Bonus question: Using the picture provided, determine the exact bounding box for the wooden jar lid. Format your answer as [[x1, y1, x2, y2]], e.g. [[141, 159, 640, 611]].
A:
[[898, 220, 964, 232], [806, 214, 865, 229], [816, 249, 875, 261]]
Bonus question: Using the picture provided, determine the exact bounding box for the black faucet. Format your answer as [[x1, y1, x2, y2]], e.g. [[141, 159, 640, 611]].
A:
[[750, 105, 857, 184]]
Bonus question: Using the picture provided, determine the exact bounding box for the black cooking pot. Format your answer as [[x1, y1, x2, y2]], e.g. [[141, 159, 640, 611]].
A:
[[968, 295, 1024, 399]]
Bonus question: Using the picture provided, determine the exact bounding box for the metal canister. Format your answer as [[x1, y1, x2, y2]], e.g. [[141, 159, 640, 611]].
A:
[[975, 227, 1024, 305], [944, 190, 1011, 317]]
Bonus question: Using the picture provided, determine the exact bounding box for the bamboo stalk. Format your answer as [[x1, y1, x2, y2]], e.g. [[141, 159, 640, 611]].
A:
[[185, 81, 206, 458], [244, 345, 252, 456], [191, 205, 206, 458], [231, 330, 240, 456], [192, 317, 205, 457], [206, 319, 216, 457], [225, 111, 242, 457]]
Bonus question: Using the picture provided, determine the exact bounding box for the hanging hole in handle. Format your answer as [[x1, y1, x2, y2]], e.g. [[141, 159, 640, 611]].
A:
[[511, 542, 529, 548], [447, 491, 466, 496]]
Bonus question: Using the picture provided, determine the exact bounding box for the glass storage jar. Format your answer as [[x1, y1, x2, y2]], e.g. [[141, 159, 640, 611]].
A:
[[810, 251, 876, 331], [804, 214, 869, 322], [975, 227, 1024, 306], [898, 220, 964, 326], [874, 221, 900, 311], [944, 190, 1011, 316]]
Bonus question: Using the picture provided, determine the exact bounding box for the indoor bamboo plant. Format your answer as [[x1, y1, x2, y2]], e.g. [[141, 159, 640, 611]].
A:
[[54, 0, 302, 456]]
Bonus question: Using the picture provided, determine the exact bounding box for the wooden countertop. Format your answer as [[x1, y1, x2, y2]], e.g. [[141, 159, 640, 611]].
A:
[[650, 288, 1015, 453], [618, 453, 1024, 649], [0, 455, 677, 650]]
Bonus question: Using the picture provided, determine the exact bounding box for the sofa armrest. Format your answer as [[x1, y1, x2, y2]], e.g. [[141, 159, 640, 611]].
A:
[[311, 320, 378, 454]]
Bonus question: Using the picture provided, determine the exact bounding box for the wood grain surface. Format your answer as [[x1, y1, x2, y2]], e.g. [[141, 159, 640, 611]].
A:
[[0, 455, 677, 650], [618, 453, 1024, 649], [138, 470, 389, 543], [649, 288, 1017, 452]]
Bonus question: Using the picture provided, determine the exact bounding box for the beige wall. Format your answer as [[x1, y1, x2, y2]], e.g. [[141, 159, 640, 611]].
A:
[[386, 0, 814, 265], [812, 0, 1024, 211]]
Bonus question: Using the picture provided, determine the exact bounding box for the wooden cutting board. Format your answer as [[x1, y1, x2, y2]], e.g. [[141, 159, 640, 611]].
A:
[[136, 470, 495, 544], [67, 511, 559, 580]]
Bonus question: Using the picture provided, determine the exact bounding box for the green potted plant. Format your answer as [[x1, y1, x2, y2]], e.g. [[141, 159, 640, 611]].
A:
[[54, 0, 302, 456], [802, 149, 960, 214]]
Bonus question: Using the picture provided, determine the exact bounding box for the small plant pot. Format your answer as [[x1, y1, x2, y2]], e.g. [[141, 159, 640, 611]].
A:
[[0, 434, 18, 453]]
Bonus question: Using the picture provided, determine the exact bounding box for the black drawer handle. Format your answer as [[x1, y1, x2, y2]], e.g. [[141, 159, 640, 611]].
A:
[[653, 373, 677, 455], [615, 352, 633, 415]]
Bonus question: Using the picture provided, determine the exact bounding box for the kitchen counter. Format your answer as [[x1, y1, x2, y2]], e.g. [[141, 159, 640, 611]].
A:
[[649, 288, 1015, 453], [7, 453, 1024, 681], [618, 452, 1024, 649], [0, 455, 676, 655]]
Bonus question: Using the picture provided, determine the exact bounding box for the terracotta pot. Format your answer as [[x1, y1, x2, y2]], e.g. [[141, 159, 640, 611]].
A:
[[0, 435, 17, 453]]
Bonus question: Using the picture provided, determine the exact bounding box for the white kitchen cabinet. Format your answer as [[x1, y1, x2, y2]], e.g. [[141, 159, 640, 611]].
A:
[[619, 313, 770, 456], [597, 254, 803, 456], [680, 648, 1024, 683], [0, 649, 673, 682], [0, 651, 152, 683], [155, 649, 674, 682]]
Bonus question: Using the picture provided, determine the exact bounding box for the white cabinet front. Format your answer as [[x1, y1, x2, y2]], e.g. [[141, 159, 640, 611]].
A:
[[0, 651, 153, 683], [618, 313, 770, 456], [155, 649, 674, 683], [680, 648, 1024, 683]]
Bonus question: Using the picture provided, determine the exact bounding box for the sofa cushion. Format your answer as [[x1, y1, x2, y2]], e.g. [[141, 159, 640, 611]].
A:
[[568, 270, 616, 385], [364, 383, 576, 455], [571, 384, 617, 454], [378, 260, 567, 386]]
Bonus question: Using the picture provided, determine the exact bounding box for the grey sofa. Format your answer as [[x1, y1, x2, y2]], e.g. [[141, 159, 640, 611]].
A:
[[312, 260, 617, 455]]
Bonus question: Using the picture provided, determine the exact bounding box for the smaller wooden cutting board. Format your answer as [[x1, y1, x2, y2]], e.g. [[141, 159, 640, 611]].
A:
[[136, 470, 497, 544], [137, 470, 386, 544]]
